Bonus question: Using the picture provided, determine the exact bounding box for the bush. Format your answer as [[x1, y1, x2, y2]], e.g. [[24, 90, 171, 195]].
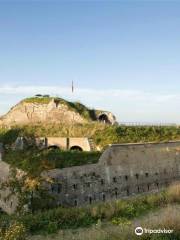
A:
[[167, 182, 180, 203], [0, 222, 26, 240]]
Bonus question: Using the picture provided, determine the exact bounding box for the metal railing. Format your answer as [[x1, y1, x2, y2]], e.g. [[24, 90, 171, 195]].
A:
[[118, 122, 177, 127]]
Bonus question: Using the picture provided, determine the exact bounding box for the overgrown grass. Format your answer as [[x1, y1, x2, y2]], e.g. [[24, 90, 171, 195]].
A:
[[3, 149, 101, 175], [1, 183, 180, 236], [1, 124, 180, 148], [29, 206, 180, 240], [0, 183, 180, 239], [23, 97, 53, 104]]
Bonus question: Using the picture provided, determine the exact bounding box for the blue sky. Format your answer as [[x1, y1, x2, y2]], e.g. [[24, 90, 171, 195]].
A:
[[0, 1, 180, 123]]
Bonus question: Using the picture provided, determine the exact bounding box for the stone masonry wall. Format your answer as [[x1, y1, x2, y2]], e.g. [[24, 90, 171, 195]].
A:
[[43, 141, 180, 207], [1, 141, 180, 213]]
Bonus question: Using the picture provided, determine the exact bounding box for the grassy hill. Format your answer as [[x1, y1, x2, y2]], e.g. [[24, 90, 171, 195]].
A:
[[21, 96, 101, 121], [1, 123, 180, 175], [1, 123, 180, 148]]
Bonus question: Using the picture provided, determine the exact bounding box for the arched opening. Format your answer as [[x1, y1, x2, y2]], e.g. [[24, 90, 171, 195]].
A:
[[70, 146, 83, 151], [114, 188, 118, 198], [48, 145, 60, 150], [102, 193, 106, 201], [74, 200, 78, 206], [98, 114, 110, 124]]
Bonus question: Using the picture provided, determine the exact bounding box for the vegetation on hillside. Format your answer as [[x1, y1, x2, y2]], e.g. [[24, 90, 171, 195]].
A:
[[22, 96, 98, 121], [1, 124, 180, 148], [0, 183, 180, 239], [29, 205, 180, 240], [3, 149, 101, 174]]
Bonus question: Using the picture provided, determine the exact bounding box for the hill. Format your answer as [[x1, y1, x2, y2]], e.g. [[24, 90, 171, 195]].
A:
[[0, 96, 116, 126]]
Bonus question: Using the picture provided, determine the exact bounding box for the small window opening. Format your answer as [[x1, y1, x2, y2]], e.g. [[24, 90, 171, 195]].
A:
[[73, 184, 78, 190], [135, 174, 139, 179], [101, 179, 104, 185], [113, 177, 117, 183], [115, 189, 118, 198], [102, 193, 106, 201], [57, 184, 61, 193]]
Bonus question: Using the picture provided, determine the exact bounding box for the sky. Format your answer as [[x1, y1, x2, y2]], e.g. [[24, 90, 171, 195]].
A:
[[0, 1, 180, 123]]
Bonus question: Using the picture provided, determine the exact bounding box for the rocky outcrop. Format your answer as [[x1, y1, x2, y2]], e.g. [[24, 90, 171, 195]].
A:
[[0, 99, 86, 125], [0, 97, 117, 126]]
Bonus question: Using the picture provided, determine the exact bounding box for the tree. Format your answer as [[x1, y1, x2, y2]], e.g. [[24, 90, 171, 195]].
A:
[[0, 167, 55, 214]]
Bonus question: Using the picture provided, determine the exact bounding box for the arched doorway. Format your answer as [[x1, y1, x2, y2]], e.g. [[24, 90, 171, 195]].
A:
[[70, 146, 83, 151], [48, 145, 60, 150], [98, 114, 110, 124]]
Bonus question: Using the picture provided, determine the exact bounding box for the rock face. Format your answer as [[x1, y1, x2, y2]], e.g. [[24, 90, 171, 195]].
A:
[[0, 97, 117, 126], [0, 99, 85, 125]]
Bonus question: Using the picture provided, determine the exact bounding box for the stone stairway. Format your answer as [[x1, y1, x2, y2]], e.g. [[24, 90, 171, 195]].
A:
[[88, 138, 96, 151]]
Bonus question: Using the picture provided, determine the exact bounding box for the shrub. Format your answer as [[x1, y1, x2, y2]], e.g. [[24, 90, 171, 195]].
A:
[[0, 222, 26, 240], [167, 182, 180, 203]]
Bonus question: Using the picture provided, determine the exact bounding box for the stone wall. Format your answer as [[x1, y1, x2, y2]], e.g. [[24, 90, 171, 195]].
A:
[[43, 141, 180, 207], [14, 137, 94, 151], [1, 141, 180, 213], [0, 160, 18, 214]]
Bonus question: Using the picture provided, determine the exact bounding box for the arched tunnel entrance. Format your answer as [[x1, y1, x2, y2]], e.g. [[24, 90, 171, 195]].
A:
[[70, 146, 83, 151], [48, 145, 60, 150], [98, 114, 110, 124]]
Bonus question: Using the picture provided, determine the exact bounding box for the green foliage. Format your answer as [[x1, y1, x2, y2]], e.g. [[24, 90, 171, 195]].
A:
[[0, 128, 22, 145], [0, 222, 26, 240], [46, 222, 58, 234], [11, 191, 170, 234], [1, 124, 180, 150], [3, 149, 101, 174], [23, 97, 52, 104], [94, 125, 180, 147], [0, 168, 54, 214], [0, 187, 180, 236]]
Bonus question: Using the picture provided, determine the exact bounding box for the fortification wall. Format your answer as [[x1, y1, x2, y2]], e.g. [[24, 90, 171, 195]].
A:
[[15, 137, 93, 151], [0, 161, 18, 214], [1, 141, 180, 213], [45, 137, 92, 151], [43, 141, 180, 207]]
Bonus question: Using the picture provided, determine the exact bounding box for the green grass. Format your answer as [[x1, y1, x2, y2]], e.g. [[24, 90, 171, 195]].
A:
[[3, 149, 101, 175], [1, 124, 180, 148], [1, 184, 180, 239], [1, 185, 180, 236], [23, 97, 53, 104]]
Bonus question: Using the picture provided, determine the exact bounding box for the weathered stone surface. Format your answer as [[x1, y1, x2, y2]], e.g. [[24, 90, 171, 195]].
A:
[[14, 136, 95, 151], [1, 141, 180, 213], [0, 99, 86, 125], [0, 98, 117, 125], [43, 141, 180, 207]]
